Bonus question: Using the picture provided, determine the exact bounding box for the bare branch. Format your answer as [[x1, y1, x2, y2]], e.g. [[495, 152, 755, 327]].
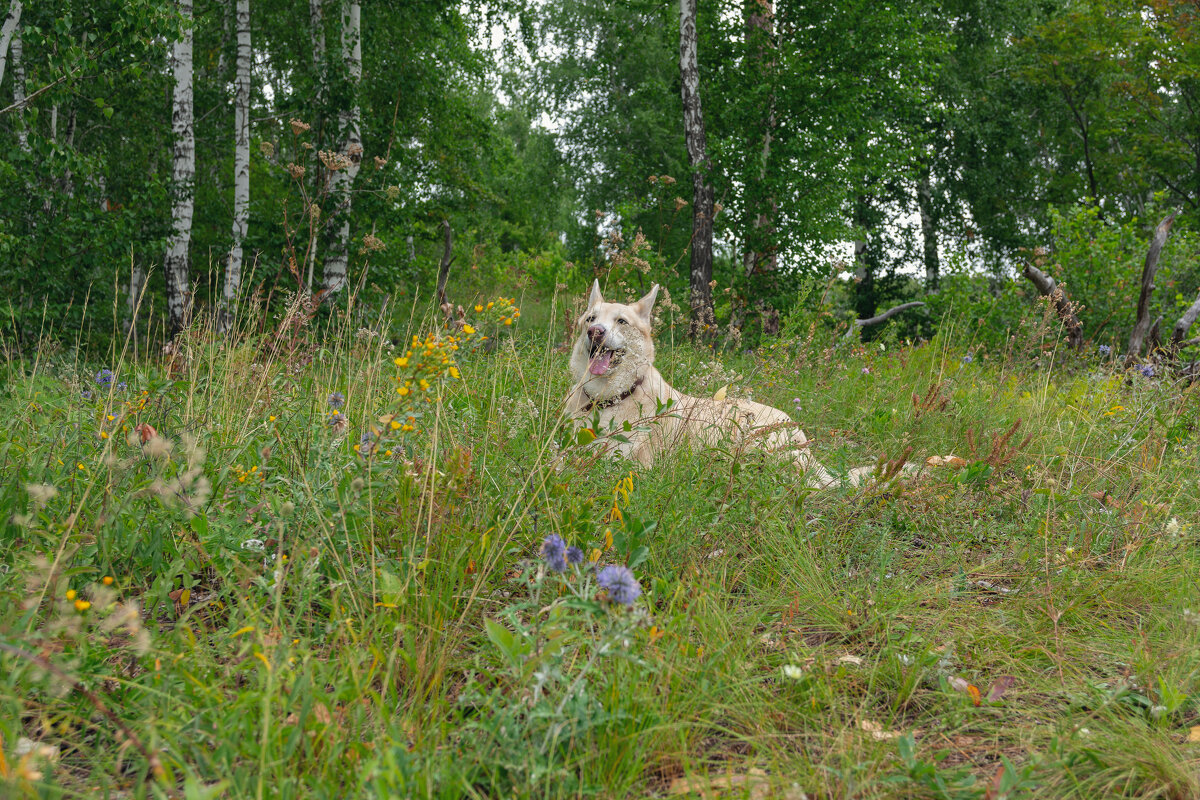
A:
[[1170, 290, 1200, 354], [0, 640, 165, 780], [1127, 211, 1178, 363], [1021, 260, 1083, 349], [844, 301, 925, 339]]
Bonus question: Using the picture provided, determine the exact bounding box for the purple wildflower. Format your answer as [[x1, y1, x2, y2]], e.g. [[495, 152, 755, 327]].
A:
[[1140, 364, 1155, 378], [961, 355, 973, 364], [328, 411, 347, 428], [566, 546, 584, 565], [597, 564, 641, 606], [861, 366, 870, 375], [541, 534, 567, 572], [94, 369, 114, 387], [81, 389, 93, 401], [1098, 344, 1112, 356], [329, 391, 346, 409]]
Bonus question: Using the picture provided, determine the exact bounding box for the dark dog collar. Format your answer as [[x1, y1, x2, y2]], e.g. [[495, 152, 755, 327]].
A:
[[582, 375, 645, 412]]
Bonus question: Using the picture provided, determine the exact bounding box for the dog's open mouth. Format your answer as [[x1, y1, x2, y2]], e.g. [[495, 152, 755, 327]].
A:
[[587, 341, 624, 375]]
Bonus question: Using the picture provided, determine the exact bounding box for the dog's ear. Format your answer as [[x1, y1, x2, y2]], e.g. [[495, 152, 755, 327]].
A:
[[588, 279, 604, 309], [631, 284, 659, 324]]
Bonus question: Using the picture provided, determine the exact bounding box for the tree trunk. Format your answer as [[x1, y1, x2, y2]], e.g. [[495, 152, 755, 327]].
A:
[[0, 1, 20, 89], [164, 0, 195, 337], [918, 170, 938, 292], [742, 0, 776, 278], [10, 28, 26, 151], [320, 0, 361, 298], [220, 0, 251, 332], [1021, 260, 1083, 349], [853, 197, 878, 323], [679, 0, 714, 340], [306, 0, 325, 291], [217, 0, 232, 79], [1126, 211, 1177, 363]]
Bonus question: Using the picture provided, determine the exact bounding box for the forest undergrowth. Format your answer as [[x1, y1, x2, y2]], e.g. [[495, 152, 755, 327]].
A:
[[2, 286, 1199, 800]]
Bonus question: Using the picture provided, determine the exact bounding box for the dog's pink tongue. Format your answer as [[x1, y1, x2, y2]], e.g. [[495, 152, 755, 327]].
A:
[[589, 350, 613, 375]]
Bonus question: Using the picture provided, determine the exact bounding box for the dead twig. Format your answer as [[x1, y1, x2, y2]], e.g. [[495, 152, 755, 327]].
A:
[[0, 639, 165, 781]]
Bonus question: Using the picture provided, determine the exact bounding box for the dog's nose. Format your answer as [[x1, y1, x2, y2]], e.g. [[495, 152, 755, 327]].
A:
[[587, 324, 606, 341]]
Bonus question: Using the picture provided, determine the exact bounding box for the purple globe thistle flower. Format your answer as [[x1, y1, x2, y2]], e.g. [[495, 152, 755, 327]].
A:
[[566, 546, 585, 565], [328, 410, 347, 428], [861, 366, 870, 375], [358, 430, 377, 454], [541, 534, 567, 572], [94, 369, 114, 387], [328, 391, 346, 409], [1140, 364, 1155, 378], [1098, 344, 1112, 356], [116, 381, 127, 392], [597, 564, 641, 606], [81, 389, 93, 401], [961, 354, 973, 364]]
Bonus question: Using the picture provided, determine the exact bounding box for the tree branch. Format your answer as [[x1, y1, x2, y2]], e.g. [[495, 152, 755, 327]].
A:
[[0, 639, 165, 780], [843, 301, 925, 339], [1170, 290, 1200, 355], [1021, 260, 1083, 349]]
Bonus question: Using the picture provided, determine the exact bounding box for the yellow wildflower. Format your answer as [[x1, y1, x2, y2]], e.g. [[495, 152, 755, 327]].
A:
[[66, 589, 77, 601], [74, 599, 91, 612], [474, 304, 483, 312], [462, 324, 476, 335]]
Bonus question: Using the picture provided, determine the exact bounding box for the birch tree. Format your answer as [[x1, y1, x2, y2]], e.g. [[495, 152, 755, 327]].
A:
[[679, 0, 714, 340], [219, 0, 250, 332], [321, 0, 360, 297], [306, 0, 326, 290], [0, 1, 19, 89], [164, 0, 195, 336]]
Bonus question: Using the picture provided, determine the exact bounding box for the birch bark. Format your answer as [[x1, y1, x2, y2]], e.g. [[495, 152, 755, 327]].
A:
[[306, 0, 325, 291], [321, 0, 361, 297], [220, 0, 251, 331], [0, 1, 20, 89], [164, 0, 195, 336], [679, 0, 714, 340], [10, 28, 26, 151]]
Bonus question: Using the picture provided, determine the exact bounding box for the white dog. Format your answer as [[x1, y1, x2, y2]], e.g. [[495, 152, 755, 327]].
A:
[[564, 281, 882, 487]]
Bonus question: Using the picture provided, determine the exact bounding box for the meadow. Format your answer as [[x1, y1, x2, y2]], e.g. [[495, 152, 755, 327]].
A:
[[2, 288, 1199, 800]]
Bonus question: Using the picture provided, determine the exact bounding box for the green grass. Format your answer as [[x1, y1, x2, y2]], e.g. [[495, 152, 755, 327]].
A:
[[2, 291, 1200, 799]]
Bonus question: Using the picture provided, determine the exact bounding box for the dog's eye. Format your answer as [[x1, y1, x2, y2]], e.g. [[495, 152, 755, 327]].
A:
[[586, 315, 595, 323], [617, 318, 627, 325]]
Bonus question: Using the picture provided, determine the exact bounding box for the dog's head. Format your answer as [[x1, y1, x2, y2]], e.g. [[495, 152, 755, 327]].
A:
[[569, 280, 659, 397]]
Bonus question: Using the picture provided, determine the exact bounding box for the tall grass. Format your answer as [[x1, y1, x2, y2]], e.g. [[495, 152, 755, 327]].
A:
[[2, 283, 1199, 799]]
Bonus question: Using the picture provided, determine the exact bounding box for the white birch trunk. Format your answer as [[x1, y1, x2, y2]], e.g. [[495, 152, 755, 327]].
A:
[[10, 29, 27, 151], [164, 0, 195, 336], [220, 0, 251, 332], [0, 1, 20, 89], [321, 0, 360, 297], [679, 0, 714, 340], [306, 0, 325, 292]]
